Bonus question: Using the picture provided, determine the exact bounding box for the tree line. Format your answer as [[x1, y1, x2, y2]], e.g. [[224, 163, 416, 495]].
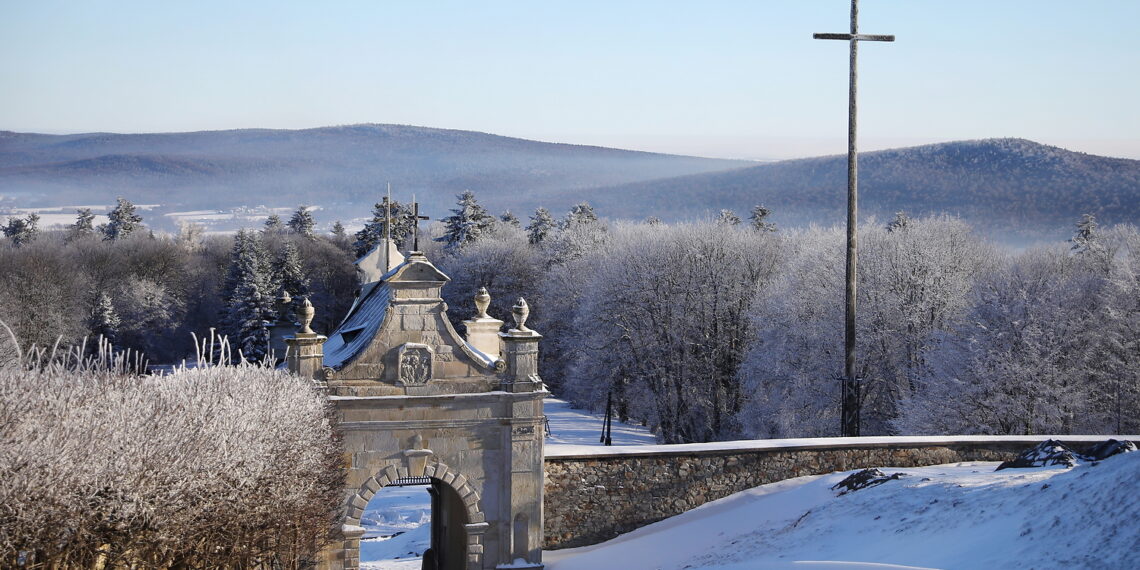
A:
[[4, 193, 1137, 441], [427, 194, 1140, 442]]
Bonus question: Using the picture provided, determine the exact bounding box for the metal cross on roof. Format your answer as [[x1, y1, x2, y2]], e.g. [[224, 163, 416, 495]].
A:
[[410, 194, 430, 252], [813, 0, 894, 438]]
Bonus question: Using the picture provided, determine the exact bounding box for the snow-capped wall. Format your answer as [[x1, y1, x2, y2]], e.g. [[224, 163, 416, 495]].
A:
[[543, 436, 1134, 549]]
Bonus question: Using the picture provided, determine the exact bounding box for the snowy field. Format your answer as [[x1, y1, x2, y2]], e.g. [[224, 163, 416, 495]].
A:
[[359, 399, 1138, 569], [546, 452, 1140, 569], [359, 397, 657, 568]]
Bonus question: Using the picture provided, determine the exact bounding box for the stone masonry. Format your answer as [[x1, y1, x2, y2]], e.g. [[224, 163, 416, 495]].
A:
[[543, 437, 1122, 549]]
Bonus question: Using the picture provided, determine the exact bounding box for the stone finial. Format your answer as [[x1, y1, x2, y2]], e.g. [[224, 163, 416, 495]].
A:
[[275, 289, 293, 324], [474, 286, 491, 319], [511, 297, 530, 332], [296, 296, 315, 335]]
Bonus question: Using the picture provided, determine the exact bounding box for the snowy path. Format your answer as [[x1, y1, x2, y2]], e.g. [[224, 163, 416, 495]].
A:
[[545, 452, 1140, 569]]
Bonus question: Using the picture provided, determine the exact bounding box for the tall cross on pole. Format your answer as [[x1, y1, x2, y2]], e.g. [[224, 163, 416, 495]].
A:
[[410, 194, 430, 252], [814, 0, 894, 437]]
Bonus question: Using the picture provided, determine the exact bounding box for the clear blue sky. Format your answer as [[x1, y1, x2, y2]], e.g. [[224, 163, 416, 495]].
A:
[[2, 0, 1138, 160]]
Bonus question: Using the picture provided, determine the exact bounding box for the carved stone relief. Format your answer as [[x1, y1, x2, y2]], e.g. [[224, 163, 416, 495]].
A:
[[397, 343, 433, 385]]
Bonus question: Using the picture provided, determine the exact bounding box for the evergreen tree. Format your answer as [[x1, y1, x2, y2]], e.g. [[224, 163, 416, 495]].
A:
[[87, 291, 121, 348], [562, 202, 598, 229], [70, 208, 96, 238], [101, 197, 143, 241], [717, 209, 742, 226], [264, 214, 284, 233], [353, 198, 416, 257], [749, 205, 777, 232], [1071, 213, 1099, 253], [527, 207, 557, 245], [330, 220, 347, 239], [500, 210, 521, 228], [287, 206, 315, 238], [272, 241, 310, 299], [221, 230, 276, 363], [438, 190, 495, 249], [886, 211, 910, 233], [2, 213, 39, 246]]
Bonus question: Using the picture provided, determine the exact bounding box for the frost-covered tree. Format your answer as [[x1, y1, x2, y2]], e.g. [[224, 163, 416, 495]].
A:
[[438, 190, 495, 250], [561, 222, 782, 443], [2, 213, 39, 246], [354, 198, 416, 257], [69, 208, 96, 239], [330, 220, 346, 239], [1070, 213, 1098, 253], [87, 291, 121, 347], [544, 202, 607, 265], [749, 205, 776, 232], [272, 241, 310, 299], [287, 206, 316, 238], [526, 207, 557, 245], [562, 202, 598, 229], [886, 211, 910, 233], [101, 197, 143, 241], [220, 230, 277, 362], [717, 209, 742, 226], [0, 347, 342, 568], [264, 213, 284, 233], [499, 210, 521, 228], [645, 216, 662, 226]]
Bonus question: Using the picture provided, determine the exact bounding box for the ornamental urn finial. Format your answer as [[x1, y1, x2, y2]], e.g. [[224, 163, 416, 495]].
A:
[[296, 296, 315, 335], [275, 289, 293, 323], [474, 286, 491, 319], [511, 297, 530, 332]]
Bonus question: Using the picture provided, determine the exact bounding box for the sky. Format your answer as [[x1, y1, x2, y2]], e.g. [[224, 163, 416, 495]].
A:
[[2, 1, 1138, 160]]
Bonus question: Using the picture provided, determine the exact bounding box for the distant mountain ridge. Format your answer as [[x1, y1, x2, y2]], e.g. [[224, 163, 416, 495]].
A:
[[571, 138, 1140, 242], [2, 126, 1138, 242], [0, 125, 749, 227]]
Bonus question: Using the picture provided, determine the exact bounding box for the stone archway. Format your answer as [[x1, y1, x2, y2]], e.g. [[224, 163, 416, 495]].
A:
[[344, 461, 488, 570]]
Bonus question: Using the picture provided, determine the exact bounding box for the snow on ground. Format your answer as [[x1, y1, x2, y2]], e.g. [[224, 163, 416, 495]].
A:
[[545, 451, 1140, 570], [543, 397, 658, 446], [358, 486, 432, 570], [360, 396, 656, 568]]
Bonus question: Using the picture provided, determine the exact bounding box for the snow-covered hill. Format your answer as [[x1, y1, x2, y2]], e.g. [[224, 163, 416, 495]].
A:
[[546, 450, 1140, 569]]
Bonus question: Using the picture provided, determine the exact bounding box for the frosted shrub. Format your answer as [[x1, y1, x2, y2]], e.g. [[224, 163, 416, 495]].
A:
[[0, 340, 343, 568]]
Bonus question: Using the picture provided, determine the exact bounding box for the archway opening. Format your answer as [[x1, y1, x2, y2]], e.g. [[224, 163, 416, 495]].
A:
[[358, 477, 469, 570]]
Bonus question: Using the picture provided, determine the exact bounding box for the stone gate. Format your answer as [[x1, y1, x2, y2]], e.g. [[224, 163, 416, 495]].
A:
[[285, 244, 546, 570]]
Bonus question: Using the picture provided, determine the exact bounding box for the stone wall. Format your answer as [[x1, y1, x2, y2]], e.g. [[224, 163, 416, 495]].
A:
[[542, 436, 1117, 549]]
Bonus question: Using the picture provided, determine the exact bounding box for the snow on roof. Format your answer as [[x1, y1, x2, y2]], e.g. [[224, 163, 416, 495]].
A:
[[323, 282, 392, 370]]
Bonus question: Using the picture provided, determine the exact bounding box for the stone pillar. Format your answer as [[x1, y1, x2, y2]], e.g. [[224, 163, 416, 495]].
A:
[[464, 287, 504, 360], [285, 297, 327, 380], [498, 298, 542, 393]]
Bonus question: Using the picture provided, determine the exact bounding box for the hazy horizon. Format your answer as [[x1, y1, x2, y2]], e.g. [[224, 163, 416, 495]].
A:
[[3, 1, 1138, 161]]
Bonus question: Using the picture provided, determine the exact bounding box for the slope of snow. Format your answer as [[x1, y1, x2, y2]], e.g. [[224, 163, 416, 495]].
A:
[[545, 452, 1140, 569]]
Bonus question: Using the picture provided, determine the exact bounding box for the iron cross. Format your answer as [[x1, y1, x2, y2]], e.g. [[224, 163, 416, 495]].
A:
[[813, 0, 894, 438], [410, 195, 430, 252]]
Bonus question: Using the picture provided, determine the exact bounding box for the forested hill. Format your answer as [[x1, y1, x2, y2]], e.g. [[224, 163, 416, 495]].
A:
[[0, 125, 748, 226], [572, 139, 1140, 243]]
